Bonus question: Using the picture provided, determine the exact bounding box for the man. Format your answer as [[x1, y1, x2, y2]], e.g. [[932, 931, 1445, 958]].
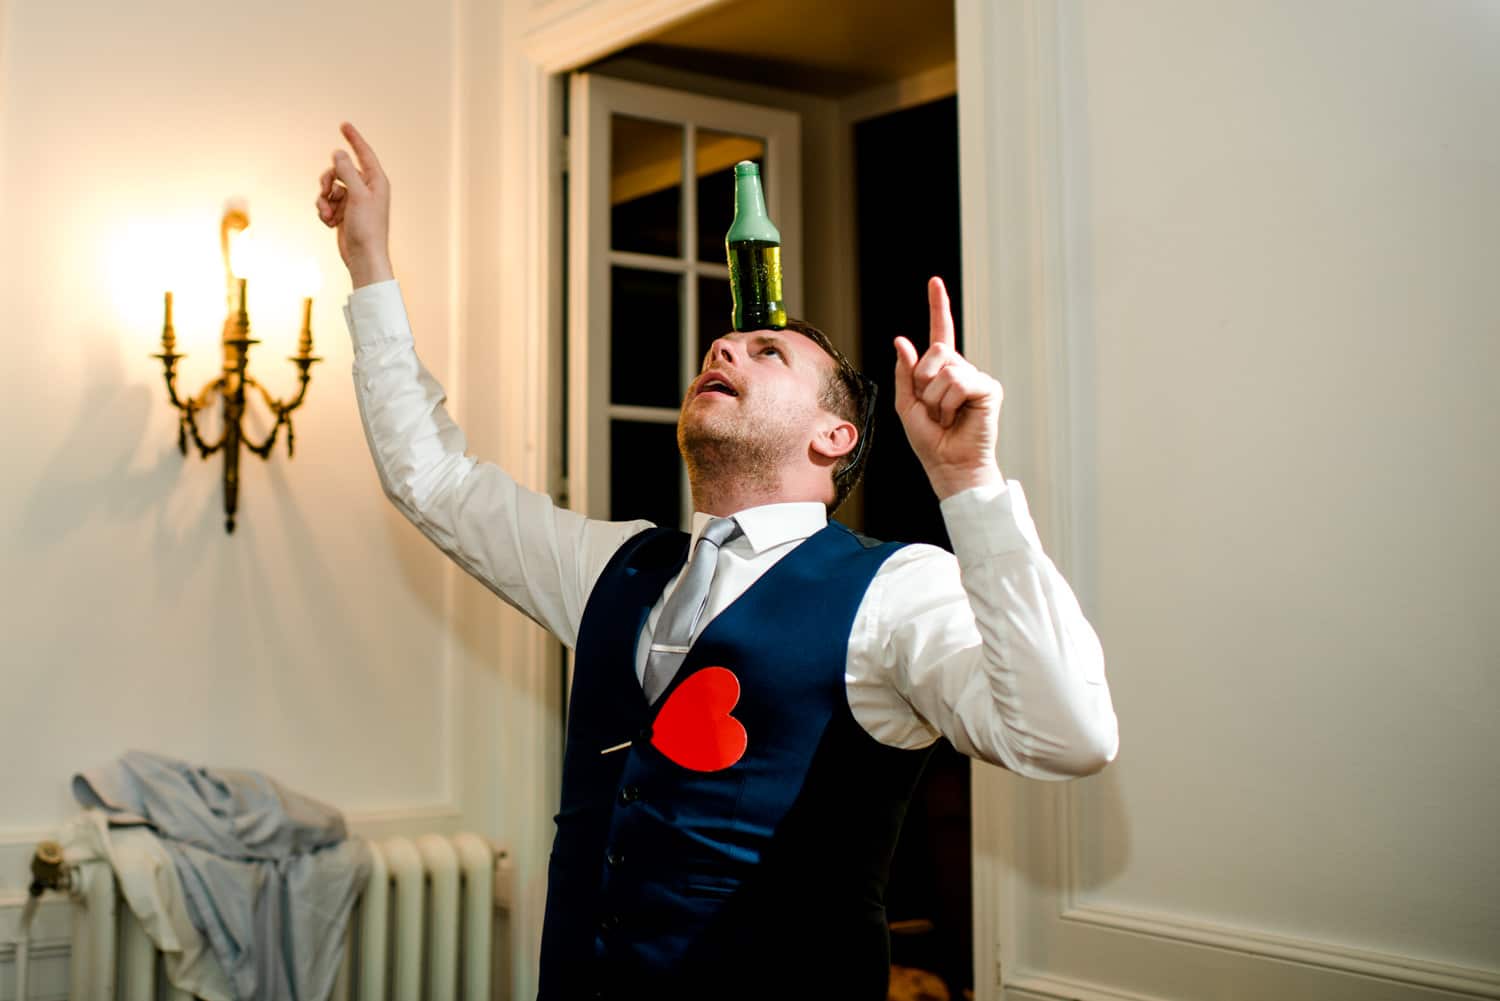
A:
[[317, 121, 1117, 999]]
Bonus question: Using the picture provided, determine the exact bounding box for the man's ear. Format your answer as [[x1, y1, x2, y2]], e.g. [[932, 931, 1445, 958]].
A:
[[810, 417, 858, 463]]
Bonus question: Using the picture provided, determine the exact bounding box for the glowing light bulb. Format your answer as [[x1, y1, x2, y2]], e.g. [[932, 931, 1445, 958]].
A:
[[228, 227, 258, 280]]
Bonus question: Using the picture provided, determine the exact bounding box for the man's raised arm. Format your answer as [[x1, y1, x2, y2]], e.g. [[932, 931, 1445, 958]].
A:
[[872, 277, 1119, 778], [317, 122, 647, 645]]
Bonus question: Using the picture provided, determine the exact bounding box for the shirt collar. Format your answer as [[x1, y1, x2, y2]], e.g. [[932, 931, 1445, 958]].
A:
[[688, 501, 828, 556]]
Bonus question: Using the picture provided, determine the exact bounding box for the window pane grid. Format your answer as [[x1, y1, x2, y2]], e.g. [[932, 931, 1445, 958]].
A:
[[608, 404, 679, 424], [609, 267, 682, 409], [606, 250, 728, 279], [610, 115, 682, 258], [603, 118, 769, 529]]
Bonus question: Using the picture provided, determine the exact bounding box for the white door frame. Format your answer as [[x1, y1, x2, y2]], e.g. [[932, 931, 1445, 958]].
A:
[[567, 72, 802, 524], [502, 2, 1052, 998]]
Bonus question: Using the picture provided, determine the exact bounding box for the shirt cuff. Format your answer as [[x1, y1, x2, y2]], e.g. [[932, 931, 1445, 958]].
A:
[[939, 478, 1044, 566], [343, 279, 412, 352]]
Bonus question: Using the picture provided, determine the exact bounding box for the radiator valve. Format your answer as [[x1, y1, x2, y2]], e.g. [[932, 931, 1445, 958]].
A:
[[28, 840, 69, 897]]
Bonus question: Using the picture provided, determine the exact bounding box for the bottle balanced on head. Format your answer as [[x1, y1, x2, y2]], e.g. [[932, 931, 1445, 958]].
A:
[[726, 160, 787, 332]]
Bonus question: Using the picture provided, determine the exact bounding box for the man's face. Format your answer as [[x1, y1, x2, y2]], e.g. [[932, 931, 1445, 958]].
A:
[[677, 328, 835, 468]]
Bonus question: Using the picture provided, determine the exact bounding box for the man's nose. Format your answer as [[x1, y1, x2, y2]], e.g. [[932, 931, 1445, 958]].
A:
[[705, 336, 741, 368]]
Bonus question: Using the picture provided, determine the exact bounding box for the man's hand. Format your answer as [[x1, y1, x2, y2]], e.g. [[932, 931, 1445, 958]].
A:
[[893, 277, 1004, 500], [315, 122, 394, 288]]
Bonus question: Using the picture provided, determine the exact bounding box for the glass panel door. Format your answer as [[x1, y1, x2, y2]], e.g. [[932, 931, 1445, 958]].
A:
[[567, 74, 802, 528]]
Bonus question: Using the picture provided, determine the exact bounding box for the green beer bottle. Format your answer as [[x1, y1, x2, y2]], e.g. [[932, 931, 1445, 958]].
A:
[[725, 161, 787, 331]]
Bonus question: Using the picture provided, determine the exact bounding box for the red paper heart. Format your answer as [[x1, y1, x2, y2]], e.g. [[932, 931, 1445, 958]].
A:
[[650, 667, 747, 772]]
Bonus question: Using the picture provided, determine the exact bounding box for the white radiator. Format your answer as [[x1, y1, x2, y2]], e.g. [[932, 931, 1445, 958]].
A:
[[61, 833, 509, 1001]]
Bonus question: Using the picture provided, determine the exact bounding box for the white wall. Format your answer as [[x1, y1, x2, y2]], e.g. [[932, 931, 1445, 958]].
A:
[[962, 1, 1500, 998], [0, 0, 544, 994]]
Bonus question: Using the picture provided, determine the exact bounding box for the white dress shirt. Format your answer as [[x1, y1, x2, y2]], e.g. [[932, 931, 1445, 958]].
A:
[[343, 280, 1119, 779]]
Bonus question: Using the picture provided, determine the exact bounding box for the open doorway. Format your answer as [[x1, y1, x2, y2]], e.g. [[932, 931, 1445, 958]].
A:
[[569, 3, 969, 998], [854, 94, 971, 1001]]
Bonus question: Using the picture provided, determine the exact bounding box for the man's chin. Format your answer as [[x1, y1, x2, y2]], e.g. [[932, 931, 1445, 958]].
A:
[[681, 395, 736, 422], [678, 414, 723, 447], [678, 412, 743, 457]]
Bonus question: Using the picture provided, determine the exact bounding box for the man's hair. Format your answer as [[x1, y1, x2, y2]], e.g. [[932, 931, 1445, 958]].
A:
[[783, 319, 877, 514]]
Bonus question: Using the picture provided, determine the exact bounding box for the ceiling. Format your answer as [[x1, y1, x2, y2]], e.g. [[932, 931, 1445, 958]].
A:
[[618, 0, 955, 97]]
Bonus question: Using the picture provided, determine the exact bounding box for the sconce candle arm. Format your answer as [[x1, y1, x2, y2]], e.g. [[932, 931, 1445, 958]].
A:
[[242, 419, 286, 459], [152, 352, 189, 412], [180, 399, 228, 458], [152, 355, 225, 456], [189, 377, 224, 412], [280, 355, 322, 413], [239, 377, 287, 459]]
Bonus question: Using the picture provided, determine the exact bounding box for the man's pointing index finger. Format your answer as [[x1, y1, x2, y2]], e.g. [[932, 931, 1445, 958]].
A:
[[928, 276, 956, 349], [341, 121, 383, 182]]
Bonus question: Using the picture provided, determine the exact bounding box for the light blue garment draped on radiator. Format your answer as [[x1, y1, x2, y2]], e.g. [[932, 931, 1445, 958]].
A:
[[73, 750, 370, 1001]]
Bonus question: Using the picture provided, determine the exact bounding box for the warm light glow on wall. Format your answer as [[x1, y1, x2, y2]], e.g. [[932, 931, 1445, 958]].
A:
[[105, 214, 323, 362], [235, 235, 320, 330], [105, 217, 222, 356], [292, 255, 322, 299]]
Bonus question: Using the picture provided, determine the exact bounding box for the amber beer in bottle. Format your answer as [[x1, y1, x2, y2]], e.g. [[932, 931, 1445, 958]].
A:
[[725, 161, 787, 331]]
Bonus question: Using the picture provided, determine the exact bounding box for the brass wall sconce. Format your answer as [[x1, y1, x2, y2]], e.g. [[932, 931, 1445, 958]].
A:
[[151, 204, 321, 534]]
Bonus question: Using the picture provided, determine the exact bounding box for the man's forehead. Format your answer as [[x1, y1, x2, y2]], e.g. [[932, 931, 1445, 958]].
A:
[[713, 328, 832, 367]]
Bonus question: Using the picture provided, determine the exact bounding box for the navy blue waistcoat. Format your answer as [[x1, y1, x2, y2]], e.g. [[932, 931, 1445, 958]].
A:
[[538, 523, 935, 1001]]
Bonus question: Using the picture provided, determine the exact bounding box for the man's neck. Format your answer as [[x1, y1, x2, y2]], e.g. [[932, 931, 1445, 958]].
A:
[[688, 471, 828, 518]]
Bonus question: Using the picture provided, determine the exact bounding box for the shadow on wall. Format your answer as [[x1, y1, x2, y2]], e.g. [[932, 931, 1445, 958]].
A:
[[11, 316, 513, 770], [364, 459, 513, 676], [1004, 762, 1133, 902], [1073, 765, 1131, 896], [7, 317, 494, 664], [10, 324, 358, 679], [13, 323, 202, 563]]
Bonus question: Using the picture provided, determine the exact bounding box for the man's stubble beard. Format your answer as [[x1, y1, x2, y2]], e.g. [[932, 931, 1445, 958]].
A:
[[677, 400, 802, 495]]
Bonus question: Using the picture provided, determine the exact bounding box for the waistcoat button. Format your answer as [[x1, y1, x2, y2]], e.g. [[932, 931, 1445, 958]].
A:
[[619, 784, 641, 804], [606, 851, 625, 867]]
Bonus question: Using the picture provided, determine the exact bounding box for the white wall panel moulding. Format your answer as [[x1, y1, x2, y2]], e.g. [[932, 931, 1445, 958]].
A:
[[1058, 902, 1500, 1000]]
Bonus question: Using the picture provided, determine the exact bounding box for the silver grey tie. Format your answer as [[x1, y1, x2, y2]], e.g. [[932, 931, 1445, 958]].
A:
[[642, 516, 741, 703]]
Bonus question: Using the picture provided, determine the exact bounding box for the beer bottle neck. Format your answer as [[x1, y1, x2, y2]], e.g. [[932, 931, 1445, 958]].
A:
[[735, 174, 767, 219], [729, 172, 780, 243]]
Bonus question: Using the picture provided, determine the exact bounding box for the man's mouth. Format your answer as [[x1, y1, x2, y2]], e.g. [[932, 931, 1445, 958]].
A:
[[696, 373, 739, 398]]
